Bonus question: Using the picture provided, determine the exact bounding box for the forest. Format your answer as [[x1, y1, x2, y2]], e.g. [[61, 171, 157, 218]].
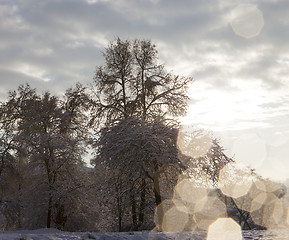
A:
[[0, 38, 287, 233]]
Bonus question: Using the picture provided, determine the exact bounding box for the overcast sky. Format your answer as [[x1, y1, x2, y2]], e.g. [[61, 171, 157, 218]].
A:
[[1, 0, 289, 181]]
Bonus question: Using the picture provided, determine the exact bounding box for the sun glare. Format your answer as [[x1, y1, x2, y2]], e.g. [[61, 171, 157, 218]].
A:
[[181, 80, 269, 132], [182, 89, 244, 130]]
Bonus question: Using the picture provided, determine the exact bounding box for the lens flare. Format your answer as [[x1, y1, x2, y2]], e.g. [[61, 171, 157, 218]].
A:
[[252, 179, 267, 192], [153, 199, 189, 232], [177, 128, 212, 159], [218, 164, 253, 199], [207, 218, 242, 240], [173, 178, 208, 214], [250, 193, 279, 228], [263, 179, 282, 193], [272, 199, 284, 225], [195, 196, 227, 230], [233, 177, 283, 213], [153, 199, 174, 229], [250, 192, 267, 212], [286, 208, 289, 226], [161, 205, 189, 232], [230, 4, 264, 39]]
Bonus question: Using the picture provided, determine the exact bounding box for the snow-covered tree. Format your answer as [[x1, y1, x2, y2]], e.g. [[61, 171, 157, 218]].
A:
[[90, 38, 192, 125], [0, 84, 91, 229], [0, 85, 34, 230], [91, 117, 183, 230], [90, 38, 193, 230]]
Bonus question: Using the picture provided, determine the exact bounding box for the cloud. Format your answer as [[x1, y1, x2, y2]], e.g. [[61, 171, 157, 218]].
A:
[[0, 0, 289, 181], [0, 0, 288, 113]]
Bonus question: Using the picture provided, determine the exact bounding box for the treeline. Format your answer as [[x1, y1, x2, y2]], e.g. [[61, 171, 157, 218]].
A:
[[0, 39, 286, 232]]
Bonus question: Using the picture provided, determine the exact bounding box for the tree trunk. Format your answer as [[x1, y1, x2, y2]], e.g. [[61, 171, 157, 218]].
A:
[[138, 178, 146, 225], [116, 182, 123, 232], [46, 193, 53, 228], [153, 169, 163, 230], [17, 181, 22, 229], [117, 195, 122, 232], [130, 190, 137, 229], [231, 197, 252, 230], [153, 187, 162, 207]]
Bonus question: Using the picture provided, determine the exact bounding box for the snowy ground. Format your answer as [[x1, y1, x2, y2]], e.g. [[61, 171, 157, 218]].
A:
[[1, 228, 289, 240]]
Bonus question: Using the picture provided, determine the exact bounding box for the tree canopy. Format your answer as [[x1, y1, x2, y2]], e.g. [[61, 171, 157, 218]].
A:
[[0, 38, 284, 232], [91, 38, 192, 126]]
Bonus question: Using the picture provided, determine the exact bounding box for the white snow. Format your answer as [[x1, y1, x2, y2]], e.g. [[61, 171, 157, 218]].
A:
[[1, 229, 289, 240]]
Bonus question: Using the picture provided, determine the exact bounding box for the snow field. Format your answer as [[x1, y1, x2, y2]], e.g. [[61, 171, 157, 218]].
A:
[[1, 229, 289, 240]]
